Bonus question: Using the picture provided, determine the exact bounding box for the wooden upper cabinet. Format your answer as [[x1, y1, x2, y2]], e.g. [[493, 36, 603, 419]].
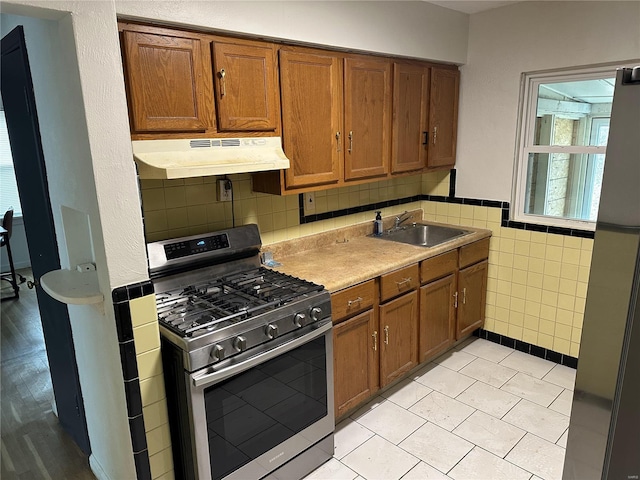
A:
[[211, 41, 279, 131], [122, 30, 208, 132], [392, 63, 430, 174], [428, 67, 460, 168], [344, 57, 392, 181], [279, 49, 342, 188]]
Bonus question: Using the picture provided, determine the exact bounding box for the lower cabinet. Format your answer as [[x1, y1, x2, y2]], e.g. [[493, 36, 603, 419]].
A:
[[379, 290, 418, 387], [333, 309, 379, 418], [419, 274, 456, 363], [419, 238, 489, 363], [457, 260, 488, 339], [332, 237, 489, 419]]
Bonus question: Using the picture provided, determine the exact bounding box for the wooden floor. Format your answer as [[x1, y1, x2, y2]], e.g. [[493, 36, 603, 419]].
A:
[[1, 269, 95, 480]]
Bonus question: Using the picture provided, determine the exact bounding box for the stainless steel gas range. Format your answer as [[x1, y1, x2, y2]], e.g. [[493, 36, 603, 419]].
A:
[[148, 225, 334, 480]]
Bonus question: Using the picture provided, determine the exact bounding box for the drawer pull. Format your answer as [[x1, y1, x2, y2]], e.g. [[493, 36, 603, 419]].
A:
[[384, 325, 389, 345], [462, 287, 467, 304], [395, 277, 412, 288], [347, 296, 363, 307], [372, 331, 378, 351], [453, 291, 458, 308]]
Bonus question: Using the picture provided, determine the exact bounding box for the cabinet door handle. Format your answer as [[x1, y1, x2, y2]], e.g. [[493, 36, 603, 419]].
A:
[[433, 126, 438, 145], [347, 296, 362, 307], [372, 331, 378, 351], [422, 131, 429, 145], [453, 291, 458, 308], [395, 278, 412, 289], [336, 131, 341, 152], [348, 131, 353, 153], [384, 325, 389, 345], [462, 287, 467, 304], [218, 68, 226, 97]]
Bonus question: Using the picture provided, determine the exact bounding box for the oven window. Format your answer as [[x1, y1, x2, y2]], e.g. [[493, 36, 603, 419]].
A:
[[204, 336, 328, 480]]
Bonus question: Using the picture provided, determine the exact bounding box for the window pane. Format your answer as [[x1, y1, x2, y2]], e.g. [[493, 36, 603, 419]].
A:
[[534, 78, 614, 146], [0, 110, 22, 217], [524, 152, 605, 222]]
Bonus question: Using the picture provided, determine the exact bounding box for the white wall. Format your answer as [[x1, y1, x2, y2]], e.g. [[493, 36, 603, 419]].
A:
[[116, 0, 469, 64], [1, 9, 138, 480], [455, 1, 640, 202]]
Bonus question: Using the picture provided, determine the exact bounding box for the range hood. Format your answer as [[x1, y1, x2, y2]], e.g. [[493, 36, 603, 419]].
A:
[[132, 137, 290, 179]]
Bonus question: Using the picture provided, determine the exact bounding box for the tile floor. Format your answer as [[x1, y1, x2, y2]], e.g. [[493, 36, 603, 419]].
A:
[[305, 337, 577, 480]]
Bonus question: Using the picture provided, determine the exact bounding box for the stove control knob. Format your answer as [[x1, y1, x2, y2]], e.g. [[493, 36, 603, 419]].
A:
[[293, 313, 306, 327], [309, 307, 323, 322], [233, 336, 247, 352], [211, 344, 225, 361], [265, 324, 279, 339]]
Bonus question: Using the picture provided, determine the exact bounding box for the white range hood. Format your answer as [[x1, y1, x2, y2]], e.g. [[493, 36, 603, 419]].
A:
[[132, 137, 290, 179]]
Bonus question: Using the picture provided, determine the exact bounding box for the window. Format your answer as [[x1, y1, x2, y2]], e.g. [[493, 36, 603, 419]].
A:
[[513, 65, 623, 230], [0, 108, 22, 217]]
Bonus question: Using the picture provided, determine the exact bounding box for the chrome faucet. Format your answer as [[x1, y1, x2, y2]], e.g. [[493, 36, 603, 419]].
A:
[[394, 211, 413, 229]]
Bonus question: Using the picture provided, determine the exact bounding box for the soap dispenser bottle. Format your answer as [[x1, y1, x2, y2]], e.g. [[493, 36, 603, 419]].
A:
[[374, 211, 383, 236]]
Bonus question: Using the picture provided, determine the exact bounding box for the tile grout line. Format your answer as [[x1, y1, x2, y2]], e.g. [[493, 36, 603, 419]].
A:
[[327, 339, 569, 480]]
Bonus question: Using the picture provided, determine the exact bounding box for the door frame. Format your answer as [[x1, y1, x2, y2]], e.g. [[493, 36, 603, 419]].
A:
[[1, 25, 91, 455]]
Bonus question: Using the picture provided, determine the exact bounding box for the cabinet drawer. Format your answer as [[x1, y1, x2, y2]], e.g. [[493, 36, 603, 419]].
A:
[[380, 264, 419, 303], [332, 280, 376, 323], [459, 238, 490, 268], [420, 250, 458, 284]]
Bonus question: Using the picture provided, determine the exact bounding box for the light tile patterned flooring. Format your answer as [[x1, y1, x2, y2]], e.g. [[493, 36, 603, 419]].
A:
[[306, 337, 576, 480]]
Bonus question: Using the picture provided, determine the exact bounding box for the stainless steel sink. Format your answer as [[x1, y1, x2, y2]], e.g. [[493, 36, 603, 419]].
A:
[[373, 223, 471, 247]]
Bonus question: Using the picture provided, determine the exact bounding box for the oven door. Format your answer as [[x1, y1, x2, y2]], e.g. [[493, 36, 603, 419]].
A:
[[188, 320, 334, 480]]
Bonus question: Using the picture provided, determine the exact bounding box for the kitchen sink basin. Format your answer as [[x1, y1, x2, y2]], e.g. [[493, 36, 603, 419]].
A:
[[373, 223, 471, 247]]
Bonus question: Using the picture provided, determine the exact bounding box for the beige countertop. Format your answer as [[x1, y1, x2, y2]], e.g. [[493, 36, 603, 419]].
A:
[[266, 211, 491, 293]]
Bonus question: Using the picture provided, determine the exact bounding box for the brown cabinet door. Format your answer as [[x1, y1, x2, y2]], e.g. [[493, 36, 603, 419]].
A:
[[122, 30, 208, 132], [333, 309, 379, 418], [419, 274, 457, 363], [379, 291, 418, 387], [344, 57, 392, 181], [392, 63, 430, 174], [457, 260, 488, 339], [280, 49, 342, 188], [212, 42, 279, 131], [428, 68, 460, 168]]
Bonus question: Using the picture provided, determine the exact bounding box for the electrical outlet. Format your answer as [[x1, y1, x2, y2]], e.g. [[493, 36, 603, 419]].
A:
[[217, 180, 232, 202], [303, 192, 316, 215]]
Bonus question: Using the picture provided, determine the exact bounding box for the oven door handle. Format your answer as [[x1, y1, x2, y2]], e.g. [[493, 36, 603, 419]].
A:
[[192, 321, 332, 388]]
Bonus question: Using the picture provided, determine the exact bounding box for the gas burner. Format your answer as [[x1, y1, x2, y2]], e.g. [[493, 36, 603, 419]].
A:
[[155, 266, 324, 338]]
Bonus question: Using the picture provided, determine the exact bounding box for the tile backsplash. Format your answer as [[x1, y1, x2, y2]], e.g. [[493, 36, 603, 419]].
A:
[[140, 171, 450, 245]]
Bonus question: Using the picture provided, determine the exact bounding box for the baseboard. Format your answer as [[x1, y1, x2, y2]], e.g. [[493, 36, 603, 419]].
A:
[[475, 328, 578, 369], [89, 455, 110, 480]]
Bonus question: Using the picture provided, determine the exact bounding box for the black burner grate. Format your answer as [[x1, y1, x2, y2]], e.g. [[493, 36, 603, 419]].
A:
[[156, 268, 324, 337]]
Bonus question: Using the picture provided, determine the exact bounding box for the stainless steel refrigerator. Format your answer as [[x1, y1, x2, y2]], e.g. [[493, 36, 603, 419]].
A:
[[563, 67, 640, 479]]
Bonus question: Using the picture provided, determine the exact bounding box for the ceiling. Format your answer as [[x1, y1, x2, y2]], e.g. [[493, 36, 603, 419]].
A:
[[540, 78, 616, 104], [427, 1, 523, 14]]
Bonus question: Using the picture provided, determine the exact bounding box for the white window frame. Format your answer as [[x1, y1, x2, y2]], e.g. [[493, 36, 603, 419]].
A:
[[512, 63, 632, 231]]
